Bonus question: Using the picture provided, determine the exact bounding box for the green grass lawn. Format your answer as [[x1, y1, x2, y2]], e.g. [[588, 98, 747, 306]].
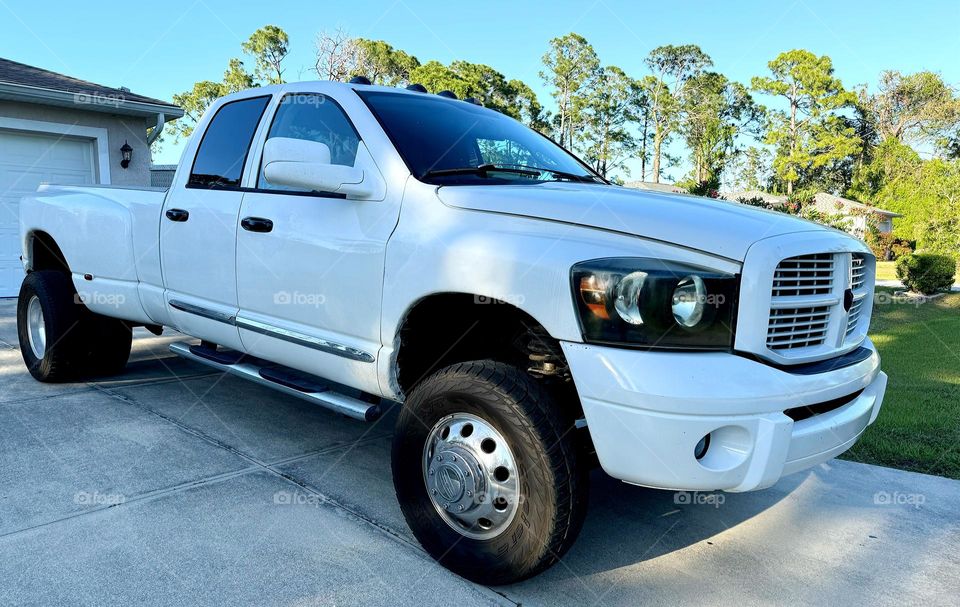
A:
[[841, 287, 960, 478], [875, 260, 898, 281], [876, 259, 959, 283]]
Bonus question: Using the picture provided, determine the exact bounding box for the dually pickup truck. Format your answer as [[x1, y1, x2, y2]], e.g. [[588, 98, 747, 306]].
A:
[[18, 79, 887, 584]]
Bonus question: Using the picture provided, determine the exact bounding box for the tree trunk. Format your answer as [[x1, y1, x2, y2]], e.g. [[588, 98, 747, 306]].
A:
[[640, 118, 648, 180], [652, 132, 662, 183], [787, 89, 797, 196], [558, 89, 568, 147]]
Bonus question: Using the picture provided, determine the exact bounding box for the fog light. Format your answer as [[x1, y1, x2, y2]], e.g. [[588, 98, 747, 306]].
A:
[[694, 433, 711, 460]]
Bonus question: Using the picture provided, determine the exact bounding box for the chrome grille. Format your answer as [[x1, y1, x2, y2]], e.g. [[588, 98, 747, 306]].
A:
[[767, 306, 831, 349], [846, 253, 869, 337], [739, 236, 876, 366], [851, 254, 867, 290], [771, 253, 835, 297], [846, 298, 865, 337], [767, 254, 837, 351]]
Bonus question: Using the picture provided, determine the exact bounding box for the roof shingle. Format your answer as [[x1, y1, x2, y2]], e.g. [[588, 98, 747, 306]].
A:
[[0, 57, 179, 108]]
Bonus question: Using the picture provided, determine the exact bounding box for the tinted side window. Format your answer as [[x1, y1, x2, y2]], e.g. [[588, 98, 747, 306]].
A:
[[258, 93, 360, 189], [188, 96, 270, 189]]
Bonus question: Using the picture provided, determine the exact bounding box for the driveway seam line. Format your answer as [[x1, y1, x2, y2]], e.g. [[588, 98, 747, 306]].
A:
[[0, 465, 261, 541]]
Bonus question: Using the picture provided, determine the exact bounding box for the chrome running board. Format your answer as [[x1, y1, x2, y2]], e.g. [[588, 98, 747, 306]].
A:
[[169, 342, 380, 422]]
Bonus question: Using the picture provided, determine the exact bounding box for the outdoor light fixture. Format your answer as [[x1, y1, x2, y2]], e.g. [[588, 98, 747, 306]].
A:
[[120, 141, 133, 169]]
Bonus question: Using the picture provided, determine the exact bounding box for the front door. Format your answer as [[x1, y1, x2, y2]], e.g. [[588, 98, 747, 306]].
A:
[[160, 95, 271, 350], [235, 92, 400, 394]]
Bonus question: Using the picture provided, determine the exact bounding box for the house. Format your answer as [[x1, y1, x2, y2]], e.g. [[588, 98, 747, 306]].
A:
[[0, 57, 183, 296], [623, 180, 689, 195], [722, 190, 901, 237], [722, 190, 789, 209], [150, 164, 178, 188], [810, 193, 901, 235]]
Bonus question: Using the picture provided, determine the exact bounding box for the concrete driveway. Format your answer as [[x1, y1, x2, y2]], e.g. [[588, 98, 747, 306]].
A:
[[0, 297, 957, 606]]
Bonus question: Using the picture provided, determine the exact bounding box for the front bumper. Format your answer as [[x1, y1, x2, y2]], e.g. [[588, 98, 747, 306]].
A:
[[562, 339, 886, 492]]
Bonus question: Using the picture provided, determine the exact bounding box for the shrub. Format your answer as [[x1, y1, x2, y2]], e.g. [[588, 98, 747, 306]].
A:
[[865, 230, 894, 260], [685, 177, 721, 198], [890, 239, 914, 260], [895, 253, 957, 294]]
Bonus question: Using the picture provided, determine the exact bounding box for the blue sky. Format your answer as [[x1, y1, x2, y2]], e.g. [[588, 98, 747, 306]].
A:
[[3, 0, 959, 173]]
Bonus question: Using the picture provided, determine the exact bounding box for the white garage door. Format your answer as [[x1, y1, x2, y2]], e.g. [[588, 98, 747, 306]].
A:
[[0, 130, 97, 296]]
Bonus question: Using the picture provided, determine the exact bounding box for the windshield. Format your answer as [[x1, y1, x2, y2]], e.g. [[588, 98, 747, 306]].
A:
[[357, 90, 604, 186]]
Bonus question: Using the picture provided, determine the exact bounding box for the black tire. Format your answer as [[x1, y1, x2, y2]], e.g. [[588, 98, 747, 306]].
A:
[[18, 271, 88, 382], [17, 271, 132, 382], [392, 360, 587, 585]]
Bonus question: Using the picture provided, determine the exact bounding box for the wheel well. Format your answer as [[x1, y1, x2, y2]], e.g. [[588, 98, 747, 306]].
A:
[[394, 293, 581, 414], [28, 231, 70, 274]]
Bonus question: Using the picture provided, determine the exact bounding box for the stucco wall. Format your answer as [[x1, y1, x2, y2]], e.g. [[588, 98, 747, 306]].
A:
[[0, 100, 154, 186]]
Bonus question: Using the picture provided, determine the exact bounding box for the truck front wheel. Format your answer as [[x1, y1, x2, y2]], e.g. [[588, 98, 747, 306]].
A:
[[392, 360, 588, 585], [18, 271, 131, 382]]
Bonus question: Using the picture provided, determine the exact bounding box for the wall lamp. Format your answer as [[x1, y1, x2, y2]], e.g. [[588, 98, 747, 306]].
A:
[[120, 140, 133, 169]]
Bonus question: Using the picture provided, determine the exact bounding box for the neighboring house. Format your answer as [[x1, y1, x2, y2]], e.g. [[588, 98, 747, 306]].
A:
[[722, 190, 901, 237], [722, 190, 789, 209], [150, 164, 178, 188], [0, 57, 183, 296], [623, 180, 689, 195], [810, 193, 901, 235]]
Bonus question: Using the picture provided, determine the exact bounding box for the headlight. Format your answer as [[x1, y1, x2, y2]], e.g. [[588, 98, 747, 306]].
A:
[[571, 258, 738, 350], [672, 275, 706, 327]]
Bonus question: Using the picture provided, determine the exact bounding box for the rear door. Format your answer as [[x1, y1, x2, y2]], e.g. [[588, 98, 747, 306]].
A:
[[160, 95, 271, 350]]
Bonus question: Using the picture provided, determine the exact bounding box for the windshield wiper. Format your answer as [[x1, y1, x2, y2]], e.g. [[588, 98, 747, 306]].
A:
[[500, 164, 603, 183], [422, 164, 542, 179]]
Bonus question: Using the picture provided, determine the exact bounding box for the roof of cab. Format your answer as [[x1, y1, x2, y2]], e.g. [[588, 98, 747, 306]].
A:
[[216, 80, 436, 103]]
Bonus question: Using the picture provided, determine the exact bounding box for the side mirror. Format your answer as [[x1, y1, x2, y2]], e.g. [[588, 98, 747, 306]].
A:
[[261, 137, 384, 200]]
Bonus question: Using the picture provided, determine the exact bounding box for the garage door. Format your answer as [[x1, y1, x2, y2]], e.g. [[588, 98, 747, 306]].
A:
[[0, 130, 97, 296]]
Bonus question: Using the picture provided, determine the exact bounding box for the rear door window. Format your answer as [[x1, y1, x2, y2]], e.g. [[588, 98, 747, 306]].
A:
[[188, 96, 271, 189]]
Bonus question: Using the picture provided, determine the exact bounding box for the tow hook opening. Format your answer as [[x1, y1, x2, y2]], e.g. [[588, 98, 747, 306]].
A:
[[694, 433, 711, 460]]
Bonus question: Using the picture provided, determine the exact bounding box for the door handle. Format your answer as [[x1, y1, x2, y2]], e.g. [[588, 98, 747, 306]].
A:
[[241, 216, 274, 233], [165, 208, 189, 222]]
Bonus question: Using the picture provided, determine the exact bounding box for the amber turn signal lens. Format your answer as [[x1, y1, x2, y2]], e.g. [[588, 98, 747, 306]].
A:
[[579, 275, 609, 320]]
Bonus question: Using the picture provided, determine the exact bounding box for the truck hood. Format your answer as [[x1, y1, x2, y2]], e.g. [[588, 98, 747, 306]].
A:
[[437, 182, 825, 261]]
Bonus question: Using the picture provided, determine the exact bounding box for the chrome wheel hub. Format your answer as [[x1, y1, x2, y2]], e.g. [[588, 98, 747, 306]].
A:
[[26, 295, 46, 360], [423, 412, 520, 540]]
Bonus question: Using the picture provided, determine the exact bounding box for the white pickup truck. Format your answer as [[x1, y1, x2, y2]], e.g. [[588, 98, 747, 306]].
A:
[[18, 79, 887, 584]]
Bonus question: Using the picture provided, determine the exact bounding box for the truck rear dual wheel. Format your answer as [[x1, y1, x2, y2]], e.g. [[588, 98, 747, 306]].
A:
[[392, 360, 588, 585], [18, 271, 132, 382]]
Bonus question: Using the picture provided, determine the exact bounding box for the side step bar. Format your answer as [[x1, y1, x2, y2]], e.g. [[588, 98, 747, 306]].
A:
[[169, 342, 381, 422]]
